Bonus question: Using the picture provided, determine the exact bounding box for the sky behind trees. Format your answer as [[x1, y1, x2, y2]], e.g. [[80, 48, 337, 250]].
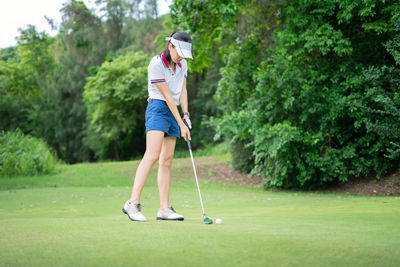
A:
[[0, 0, 171, 48]]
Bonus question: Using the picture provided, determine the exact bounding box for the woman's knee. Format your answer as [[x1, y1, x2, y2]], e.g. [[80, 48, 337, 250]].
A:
[[159, 153, 173, 168], [143, 150, 160, 164]]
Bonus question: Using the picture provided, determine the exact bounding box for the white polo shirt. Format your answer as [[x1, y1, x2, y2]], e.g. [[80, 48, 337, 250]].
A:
[[148, 51, 188, 106]]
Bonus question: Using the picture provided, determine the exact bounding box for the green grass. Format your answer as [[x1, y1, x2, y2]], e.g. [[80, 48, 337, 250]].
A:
[[1, 155, 400, 266], [174, 142, 229, 158]]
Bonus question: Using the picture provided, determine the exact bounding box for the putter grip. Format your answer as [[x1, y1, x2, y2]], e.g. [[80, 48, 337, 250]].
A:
[[183, 118, 192, 150], [183, 118, 190, 130]]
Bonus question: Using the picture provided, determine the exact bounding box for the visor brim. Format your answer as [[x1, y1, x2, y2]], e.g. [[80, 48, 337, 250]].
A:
[[170, 38, 193, 59], [176, 48, 193, 59]]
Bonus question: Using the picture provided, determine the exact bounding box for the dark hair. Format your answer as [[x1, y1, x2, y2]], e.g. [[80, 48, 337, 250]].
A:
[[164, 31, 192, 64]]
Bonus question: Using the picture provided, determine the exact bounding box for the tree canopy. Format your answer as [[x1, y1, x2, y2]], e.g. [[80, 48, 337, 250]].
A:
[[1, 0, 399, 189], [172, 0, 400, 189]]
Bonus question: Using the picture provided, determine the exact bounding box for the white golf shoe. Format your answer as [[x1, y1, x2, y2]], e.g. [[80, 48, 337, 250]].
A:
[[122, 201, 147, 222], [156, 206, 184, 221]]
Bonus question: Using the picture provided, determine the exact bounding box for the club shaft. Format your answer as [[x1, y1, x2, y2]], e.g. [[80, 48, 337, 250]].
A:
[[187, 139, 206, 217]]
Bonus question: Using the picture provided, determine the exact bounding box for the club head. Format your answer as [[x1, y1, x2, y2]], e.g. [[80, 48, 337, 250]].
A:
[[203, 217, 213, 224]]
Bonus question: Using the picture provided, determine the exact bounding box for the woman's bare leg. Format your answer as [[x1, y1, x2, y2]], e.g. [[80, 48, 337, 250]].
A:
[[129, 130, 165, 203], [157, 136, 176, 210]]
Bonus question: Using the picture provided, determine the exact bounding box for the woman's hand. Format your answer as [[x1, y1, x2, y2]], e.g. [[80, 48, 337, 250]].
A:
[[180, 124, 191, 141], [183, 116, 192, 130]]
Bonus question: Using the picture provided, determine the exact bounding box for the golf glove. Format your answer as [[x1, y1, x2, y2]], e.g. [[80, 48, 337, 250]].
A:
[[183, 117, 192, 130]]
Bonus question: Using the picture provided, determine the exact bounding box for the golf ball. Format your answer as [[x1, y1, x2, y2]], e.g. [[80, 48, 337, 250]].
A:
[[216, 218, 222, 224]]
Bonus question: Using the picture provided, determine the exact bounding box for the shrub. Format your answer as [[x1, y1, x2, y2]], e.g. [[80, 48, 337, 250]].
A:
[[0, 130, 58, 176], [83, 51, 149, 160], [172, 0, 400, 189], [215, 0, 400, 189], [230, 139, 254, 174]]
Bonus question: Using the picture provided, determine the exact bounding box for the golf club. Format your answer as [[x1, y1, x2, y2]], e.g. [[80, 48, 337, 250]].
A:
[[184, 122, 212, 224]]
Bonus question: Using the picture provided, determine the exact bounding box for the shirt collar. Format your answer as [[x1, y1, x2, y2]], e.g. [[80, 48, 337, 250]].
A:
[[161, 51, 182, 69]]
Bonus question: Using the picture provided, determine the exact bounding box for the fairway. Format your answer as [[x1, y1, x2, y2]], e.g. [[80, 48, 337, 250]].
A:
[[1, 156, 400, 266]]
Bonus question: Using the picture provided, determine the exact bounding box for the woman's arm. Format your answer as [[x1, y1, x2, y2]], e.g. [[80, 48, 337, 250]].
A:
[[155, 82, 191, 140], [180, 78, 189, 118]]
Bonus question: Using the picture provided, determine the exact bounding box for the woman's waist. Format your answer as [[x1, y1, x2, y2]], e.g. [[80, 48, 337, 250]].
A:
[[147, 97, 165, 102]]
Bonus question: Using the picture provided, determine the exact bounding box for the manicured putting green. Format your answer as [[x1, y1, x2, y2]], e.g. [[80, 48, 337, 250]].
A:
[[0, 157, 399, 266]]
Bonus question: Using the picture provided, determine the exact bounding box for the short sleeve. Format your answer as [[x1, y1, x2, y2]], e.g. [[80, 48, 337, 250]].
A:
[[148, 58, 166, 84]]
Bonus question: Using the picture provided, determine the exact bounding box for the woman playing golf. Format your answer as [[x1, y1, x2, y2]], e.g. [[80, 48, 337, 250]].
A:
[[122, 31, 193, 222]]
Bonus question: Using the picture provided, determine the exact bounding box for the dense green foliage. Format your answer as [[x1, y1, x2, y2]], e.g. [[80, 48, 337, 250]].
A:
[[53, 1, 109, 162], [0, 0, 222, 162], [0, 0, 167, 162], [0, 130, 58, 176], [2, 0, 399, 190], [84, 51, 149, 159], [172, 0, 400, 189], [0, 26, 60, 156]]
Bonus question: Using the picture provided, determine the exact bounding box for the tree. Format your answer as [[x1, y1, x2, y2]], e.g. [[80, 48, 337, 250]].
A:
[[84, 51, 149, 160], [51, 0, 108, 162], [0, 25, 58, 148], [172, 0, 400, 189]]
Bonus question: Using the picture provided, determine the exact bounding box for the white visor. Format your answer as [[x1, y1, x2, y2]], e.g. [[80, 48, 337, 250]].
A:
[[166, 37, 193, 59]]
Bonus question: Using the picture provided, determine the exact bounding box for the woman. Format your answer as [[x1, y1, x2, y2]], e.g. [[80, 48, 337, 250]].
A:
[[122, 31, 193, 222]]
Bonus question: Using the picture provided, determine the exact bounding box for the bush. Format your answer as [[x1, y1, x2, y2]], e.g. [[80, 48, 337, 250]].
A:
[[213, 0, 400, 189], [0, 130, 58, 176], [247, 1, 400, 189], [230, 139, 254, 174], [83, 51, 149, 160]]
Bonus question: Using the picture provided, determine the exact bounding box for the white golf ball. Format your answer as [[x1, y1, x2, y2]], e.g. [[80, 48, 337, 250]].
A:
[[216, 218, 222, 224]]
